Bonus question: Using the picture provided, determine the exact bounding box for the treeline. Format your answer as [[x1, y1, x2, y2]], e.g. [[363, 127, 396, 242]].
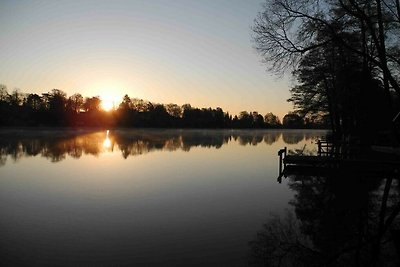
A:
[[0, 85, 327, 128]]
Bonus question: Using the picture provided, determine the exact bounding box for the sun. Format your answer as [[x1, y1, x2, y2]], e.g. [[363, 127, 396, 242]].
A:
[[101, 98, 115, 111], [95, 87, 123, 111]]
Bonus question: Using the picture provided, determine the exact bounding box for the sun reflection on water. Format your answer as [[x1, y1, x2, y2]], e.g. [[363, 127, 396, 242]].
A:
[[103, 130, 112, 150]]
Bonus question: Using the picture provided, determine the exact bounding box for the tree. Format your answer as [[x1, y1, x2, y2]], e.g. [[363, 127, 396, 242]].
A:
[[48, 89, 67, 111], [0, 84, 8, 102], [84, 96, 101, 112], [119, 94, 132, 110], [151, 104, 170, 127], [253, 0, 400, 140], [253, 0, 400, 90], [26, 94, 42, 110], [264, 112, 281, 126], [252, 112, 264, 128], [9, 89, 24, 107], [165, 103, 182, 118], [131, 98, 150, 112], [0, 85, 10, 126], [67, 93, 84, 113], [46, 89, 67, 125], [283, 112, 304, 128]]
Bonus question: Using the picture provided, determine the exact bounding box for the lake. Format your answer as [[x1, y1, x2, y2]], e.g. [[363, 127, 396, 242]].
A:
[[1, 129, 398, 266]]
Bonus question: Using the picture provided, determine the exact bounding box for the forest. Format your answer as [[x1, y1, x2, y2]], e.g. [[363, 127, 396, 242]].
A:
[[0, 85, 326, 129]]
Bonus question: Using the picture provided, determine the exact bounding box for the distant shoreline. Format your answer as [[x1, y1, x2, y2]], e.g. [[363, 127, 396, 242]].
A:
[[0, 126, 330, 132]]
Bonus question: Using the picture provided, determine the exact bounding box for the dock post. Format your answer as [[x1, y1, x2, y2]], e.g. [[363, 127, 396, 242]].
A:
[[278, 147, 287, 181], [283, 147, 287, 168], [317, 140, 321, 156]]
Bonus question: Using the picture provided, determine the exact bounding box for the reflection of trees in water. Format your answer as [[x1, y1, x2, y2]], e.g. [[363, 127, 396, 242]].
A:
[[0, 141, 20, 163], [0, 131, 229, 163], [164, 137, 183, 151], [117, 139, 152, 159], [116, 137, 172, 159], [112, 130, 231, 157], [41, 134, 105, 162], [303, 131, 325, 142], [249, 211, 318, 267], [0, 130, 325, 164], [263, 132, 281, 145], [0, 153, 6, 166], [252, 135, 264, 145], [181, 132, 230, 151], [249, 170, 400, 266], [0, 133, 105, 163], [282, 132, 305, 144], [236, 135, 253, 146], [234, 133, 264, 146]]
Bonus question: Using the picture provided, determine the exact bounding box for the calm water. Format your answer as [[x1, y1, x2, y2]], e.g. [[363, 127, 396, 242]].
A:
[[0, 128, 375, 266]]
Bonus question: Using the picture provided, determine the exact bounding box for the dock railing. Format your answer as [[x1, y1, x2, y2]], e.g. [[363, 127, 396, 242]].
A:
[[278, 139, 355, 182], [317, 140, 333, 156], [318, 139, 364, 159]]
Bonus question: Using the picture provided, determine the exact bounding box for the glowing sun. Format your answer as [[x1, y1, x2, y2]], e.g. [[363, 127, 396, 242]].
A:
[[96, 87, 122, 111], [101, 98, 115, 111]]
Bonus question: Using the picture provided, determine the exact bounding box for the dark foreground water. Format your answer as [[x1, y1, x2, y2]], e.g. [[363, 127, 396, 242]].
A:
[[0, 129, 399, 266]]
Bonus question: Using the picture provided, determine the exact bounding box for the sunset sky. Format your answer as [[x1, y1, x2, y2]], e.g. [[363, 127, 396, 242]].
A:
[[0, 0, 292, 119]]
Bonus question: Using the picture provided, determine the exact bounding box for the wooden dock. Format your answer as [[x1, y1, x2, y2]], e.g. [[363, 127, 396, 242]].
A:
[[277, 143, 400, 183]]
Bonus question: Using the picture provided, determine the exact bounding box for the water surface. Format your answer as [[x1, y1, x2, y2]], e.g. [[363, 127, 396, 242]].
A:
[[0, 129, 325, 266]]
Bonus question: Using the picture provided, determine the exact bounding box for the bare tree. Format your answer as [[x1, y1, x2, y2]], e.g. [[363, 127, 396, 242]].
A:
[[253, 0, 400, 138], [253, 0, 400, 95]]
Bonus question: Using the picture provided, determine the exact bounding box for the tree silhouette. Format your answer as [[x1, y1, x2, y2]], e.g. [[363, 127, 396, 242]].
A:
[[283, 113, 304, 128], [67, 93, 84, 114], [253, 0, 400, 141], [84, 96, 101, 112], [264, 112, 281, 127]]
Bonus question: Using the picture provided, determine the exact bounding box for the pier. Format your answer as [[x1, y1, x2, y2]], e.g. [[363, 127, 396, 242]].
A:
[[277, 141, 400, 183]]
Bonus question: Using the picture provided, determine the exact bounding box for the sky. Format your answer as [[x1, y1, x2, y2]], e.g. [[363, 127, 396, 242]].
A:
[[0, 0, 292, 119]]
